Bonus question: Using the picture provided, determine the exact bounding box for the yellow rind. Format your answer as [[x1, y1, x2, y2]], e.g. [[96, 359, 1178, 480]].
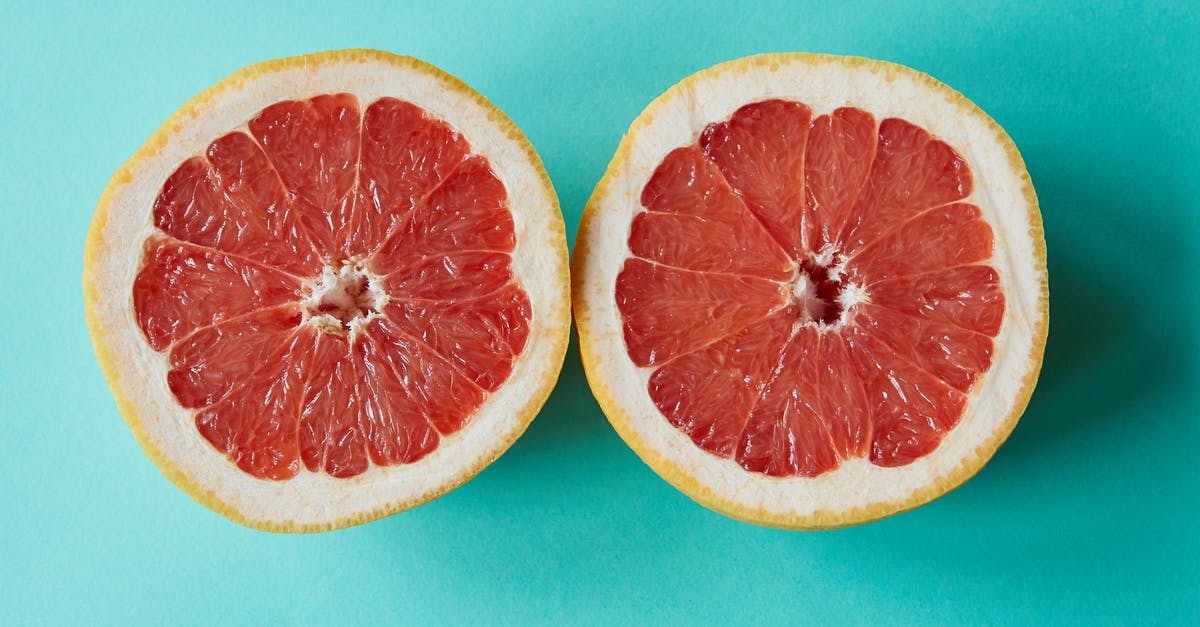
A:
[[571, 53, 1048, 530], [84, 49, 571, 533]]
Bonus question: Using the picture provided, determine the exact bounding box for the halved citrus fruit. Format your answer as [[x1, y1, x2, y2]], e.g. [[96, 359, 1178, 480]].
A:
[[84, 50, 570, 532], [573, 54, 1048, 528]]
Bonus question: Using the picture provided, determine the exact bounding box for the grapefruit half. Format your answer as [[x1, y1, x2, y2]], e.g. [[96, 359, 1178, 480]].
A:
[[573, 54, 1048, 528], [85, 50, 570, 532]]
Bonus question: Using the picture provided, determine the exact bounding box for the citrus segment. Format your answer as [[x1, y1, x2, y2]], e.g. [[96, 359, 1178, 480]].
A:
[[700, 100, 812, 258], [867, 265, 1004, 336], [371, 155, 514, 273], [298, 333, 369, 478], [364, 316, 487, 435], [843, 326, 967, 466], [574, 53, 1047, 528], [153, 140, 321, 276], [248, 94, 363, 259], [803, 107, 877, 250], [347, 332, 439, 467], [737, 325, 838, 477], [133, 237, 301, 350], [856, 304, 994, 392], [814, 332, 871, 459], [647, 307, 797, 457], [845, 202, 994, 283], [194, 326, 314, 480], [839, 118, 972, 255], [632, 146, 794, 279], [86, 50, 570, 531], [615, 258, 788, 366], [357, 98, 472, 256], [380, 251, 513, 301], [383, 284, 531, 392], [166, 305, 303, 409]]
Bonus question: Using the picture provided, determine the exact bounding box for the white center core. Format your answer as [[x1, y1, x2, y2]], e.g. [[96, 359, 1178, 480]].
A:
[[302, 264, 388, 339], [789, 251, 868, 330], [792, 272, 832, 323]]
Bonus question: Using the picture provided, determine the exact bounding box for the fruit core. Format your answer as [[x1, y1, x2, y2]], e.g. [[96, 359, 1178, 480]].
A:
[[794, 253, 854, 328], [303, 263, 385, 336]]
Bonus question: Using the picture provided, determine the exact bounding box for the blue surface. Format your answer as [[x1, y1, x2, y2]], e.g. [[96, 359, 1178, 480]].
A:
[[2, 2, 1198, 624]]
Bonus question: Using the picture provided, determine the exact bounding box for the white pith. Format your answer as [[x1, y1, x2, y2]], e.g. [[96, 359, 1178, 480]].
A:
[[576, 57, 1045, 521], [89, 56, 568, 528]]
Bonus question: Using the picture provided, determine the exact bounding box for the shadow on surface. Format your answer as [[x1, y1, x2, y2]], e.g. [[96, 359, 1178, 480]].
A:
[[515, 332, 607, 448], [995, 157, 1195, 462]]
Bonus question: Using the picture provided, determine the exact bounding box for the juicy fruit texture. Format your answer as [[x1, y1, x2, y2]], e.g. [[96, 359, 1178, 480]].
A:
[[616, 100, 1004, 477], [133, 94, 531, 480]]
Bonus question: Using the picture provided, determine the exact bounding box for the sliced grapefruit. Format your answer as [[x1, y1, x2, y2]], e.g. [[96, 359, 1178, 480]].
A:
[[85, 50, 570, 532], [573, 54, 1048, 528]]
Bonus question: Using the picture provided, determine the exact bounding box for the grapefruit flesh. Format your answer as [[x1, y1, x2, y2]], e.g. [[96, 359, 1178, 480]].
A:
[[617, 100, 1001, 476], [132, 94, 530, 481]]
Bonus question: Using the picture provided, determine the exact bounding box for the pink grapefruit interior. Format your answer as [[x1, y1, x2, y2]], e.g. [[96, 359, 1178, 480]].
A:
[[133, 95, 530, 480], [616, 100, 1004, 477]]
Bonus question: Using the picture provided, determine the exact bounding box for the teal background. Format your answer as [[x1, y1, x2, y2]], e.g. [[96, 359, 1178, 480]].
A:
[[2, 1, 1197, 624]]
